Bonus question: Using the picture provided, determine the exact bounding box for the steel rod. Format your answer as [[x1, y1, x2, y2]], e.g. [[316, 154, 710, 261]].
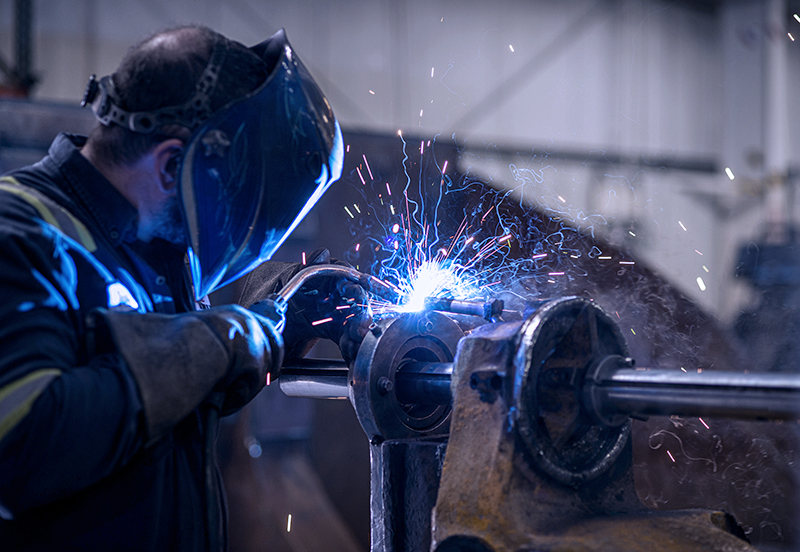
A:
[[595, 369, 800, 421]]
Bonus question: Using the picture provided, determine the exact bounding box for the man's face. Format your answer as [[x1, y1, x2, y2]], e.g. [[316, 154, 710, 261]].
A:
[[150, 193, 187, 246]]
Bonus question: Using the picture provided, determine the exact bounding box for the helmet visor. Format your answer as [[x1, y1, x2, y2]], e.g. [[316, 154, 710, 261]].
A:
[[180, 31, 344, 299]]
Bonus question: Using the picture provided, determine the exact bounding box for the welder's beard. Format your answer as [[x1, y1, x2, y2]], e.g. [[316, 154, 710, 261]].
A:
[[151, 194, 187, 246]]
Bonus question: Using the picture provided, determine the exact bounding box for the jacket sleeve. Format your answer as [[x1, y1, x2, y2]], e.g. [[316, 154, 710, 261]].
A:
[[0, 211, 147, 518]]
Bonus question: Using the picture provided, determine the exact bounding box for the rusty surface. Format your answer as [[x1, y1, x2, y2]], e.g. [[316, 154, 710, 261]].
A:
[[431, 319, 756, 552]]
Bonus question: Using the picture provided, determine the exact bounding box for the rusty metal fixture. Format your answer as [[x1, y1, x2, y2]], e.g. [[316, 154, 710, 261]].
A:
[[513, 297, 632, 487], [279, 295, 786, 551], [430, 298, 755, 551], [349, 310, 463, 443]]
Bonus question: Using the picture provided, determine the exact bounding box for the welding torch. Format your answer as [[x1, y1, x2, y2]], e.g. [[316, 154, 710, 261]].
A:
[[271, 264, 502, 321]]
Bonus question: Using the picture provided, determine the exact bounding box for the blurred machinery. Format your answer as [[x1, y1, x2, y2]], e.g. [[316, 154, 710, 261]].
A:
[[279, 267, 799, 552]]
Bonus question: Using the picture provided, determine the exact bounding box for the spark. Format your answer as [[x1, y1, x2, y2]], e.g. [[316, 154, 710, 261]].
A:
[[355, 243, 361, 252], [287, 514, 292, 532], [357, 167, 366, 185], [725, 167, 735, 180], [311, 317, 334, 326], [631, 328, 636, 335], [420, 109, 424, 117], [420, 140, 425, 154], [696, 276, 706, 291], [354, 204, 361, 213], [335, 304, 351, 310], [344, 206, 354, 219], [390, 205, 396, 215], [442, 160, 448, 174], [702, 265, 709, 272], [619, 261, 635, 265], [680, 367, 687, 372], [548, 272, 564, 276], [397, 129, 403, 137], [266, 372, 271, 386], [557, 195, 566, 203], [301, 251, 306, 265], [532, 253, 547, 260], [678, 220, 687, 231], [392, 223, 400, 233], [694, 249, 703, 256], [667, 450, 675, 462], [699, 417, 709, 429], [431, 67, 434, 77], [509, 44, 515, 52], [346, 145, 350, 153], [369, 90, 375, 95], [790, 33, 796, 41], [498, 234, 511, 243], [363, 155, 374, 180], [795, 13, 800, 23], [629, 231, 636, 237], [598, 256, 611, 260], [386, 182, 392, 196]]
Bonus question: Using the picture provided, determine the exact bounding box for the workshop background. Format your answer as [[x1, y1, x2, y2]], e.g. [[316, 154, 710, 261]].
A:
[[2, 0, 800, 550]]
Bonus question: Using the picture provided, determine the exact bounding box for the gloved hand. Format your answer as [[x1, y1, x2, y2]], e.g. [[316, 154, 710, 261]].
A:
[[238, 249, 372, 362], [87, 305, 283, 442]]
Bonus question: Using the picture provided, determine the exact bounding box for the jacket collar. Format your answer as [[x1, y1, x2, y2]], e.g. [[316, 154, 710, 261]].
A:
[[46, 133, 139, 247]]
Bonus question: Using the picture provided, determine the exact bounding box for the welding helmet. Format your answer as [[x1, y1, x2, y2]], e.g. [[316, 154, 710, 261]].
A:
[[83, 29, 343, 299]]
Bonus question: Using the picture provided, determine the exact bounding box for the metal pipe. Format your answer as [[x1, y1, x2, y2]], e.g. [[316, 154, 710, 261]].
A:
[[279, 359, 454, 405], [424, 296, 504, 321], [279, 356, 800, 423], [395, 362, 453, 405], [590, 369, 800, 422], [280, 359, 349, 399]]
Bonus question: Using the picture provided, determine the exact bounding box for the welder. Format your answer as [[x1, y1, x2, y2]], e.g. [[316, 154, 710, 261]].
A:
[[0, 25, 363, 551]]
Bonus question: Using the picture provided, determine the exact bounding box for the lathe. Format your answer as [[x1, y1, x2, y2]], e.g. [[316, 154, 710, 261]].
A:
[[273, 267, 799, 552]]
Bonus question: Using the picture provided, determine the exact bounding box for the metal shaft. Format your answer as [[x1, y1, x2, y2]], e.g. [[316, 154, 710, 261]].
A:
[[424, 296, 504, 321], [280, 359, 453, 404], [592, 369, 800, 422], [281, 357, 800, 422]]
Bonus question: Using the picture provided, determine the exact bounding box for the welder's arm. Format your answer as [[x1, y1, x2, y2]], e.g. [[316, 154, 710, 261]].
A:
[[239, 249, 372, 362], [88, 304, 283, 439], [0, 231, 280, 518]]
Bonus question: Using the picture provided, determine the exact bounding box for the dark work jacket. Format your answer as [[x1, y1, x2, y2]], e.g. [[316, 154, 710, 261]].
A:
[[0, 134, 219, 551]]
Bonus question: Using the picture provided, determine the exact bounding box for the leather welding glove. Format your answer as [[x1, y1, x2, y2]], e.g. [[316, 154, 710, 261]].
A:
[[87, 305, 283, 442], [238, 248, 372, 362]]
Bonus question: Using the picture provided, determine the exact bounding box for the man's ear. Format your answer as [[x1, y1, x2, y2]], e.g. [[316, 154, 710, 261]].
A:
[[153, 138, 184, 193]]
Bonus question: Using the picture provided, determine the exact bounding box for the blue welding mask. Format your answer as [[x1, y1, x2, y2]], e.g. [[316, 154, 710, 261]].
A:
[[180, 30, 343, 299], [83, 29, 343, 299]]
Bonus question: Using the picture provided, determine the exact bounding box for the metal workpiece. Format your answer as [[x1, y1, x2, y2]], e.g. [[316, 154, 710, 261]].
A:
[[431, 297, 756, 552], [279, 358, 454, 405], [349, 310, 464, 443], [277, 295, 772, 551], [279, 358, 350, 399], [424, 296, 505, 321], [585, 365, 800, 423]]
